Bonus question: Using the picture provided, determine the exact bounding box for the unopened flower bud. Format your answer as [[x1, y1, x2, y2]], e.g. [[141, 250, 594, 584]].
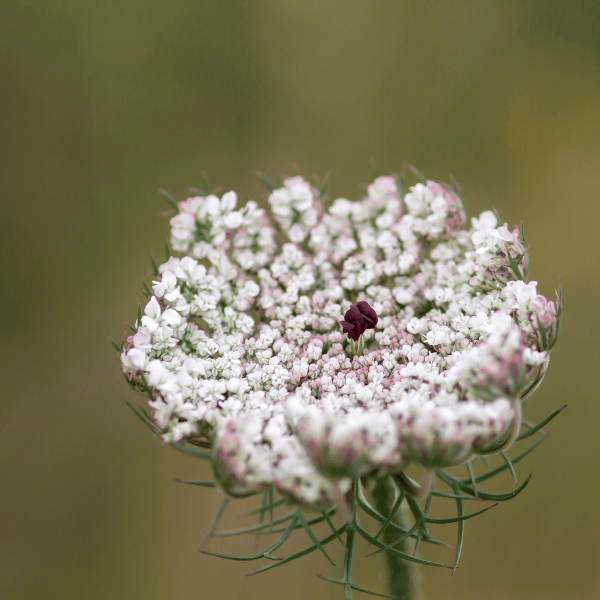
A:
[[212, 417, 271, 498], [457, 312, 527, 400], [288, 398, 404, 479]]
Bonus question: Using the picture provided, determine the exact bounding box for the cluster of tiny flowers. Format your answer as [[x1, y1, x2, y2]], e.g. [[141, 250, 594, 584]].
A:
[[121, 174, 560, 508], [170, 191, 278, 272]]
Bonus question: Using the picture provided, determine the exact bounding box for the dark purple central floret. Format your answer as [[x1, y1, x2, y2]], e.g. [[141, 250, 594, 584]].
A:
[[340, 301, 379, 341]]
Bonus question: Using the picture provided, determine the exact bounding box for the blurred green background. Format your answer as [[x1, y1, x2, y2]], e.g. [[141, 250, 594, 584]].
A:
[[1, 1, 599, 599]]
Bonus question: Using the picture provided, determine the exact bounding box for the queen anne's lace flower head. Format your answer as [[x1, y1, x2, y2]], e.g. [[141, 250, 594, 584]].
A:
[[121, 173, 561, 509]]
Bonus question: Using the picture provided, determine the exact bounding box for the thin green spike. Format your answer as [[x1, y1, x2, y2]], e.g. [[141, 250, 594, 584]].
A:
[[343, 526, 356, 600], [449, 173, 463, 201], [466, 460, 479, 500], [306, 508, 337, 525], [262, 553, 284, 562], [357, 487, 452, 547], [259, 508, 337, 535], [255, 171, 276, 192], [436, 468, 499, 500], [501, 451, 518, 484], [316, 573, 402, 600], [458, 474, 533, 502], [370, 158, 378, 181], [158, 189, 179, 212], [128, 403, 157, 432], [479, 454, 492, 469], [321, 510, 346, 548], [202, 171, 210, 196], [405, 494, 431, 539], [363, 521, 420, 558], [459, 436, 545, 486], [176, 479, 217, 488], [435, 468, 458, 491], [203, 516, 299, 562], [512, 249, 528, 266], [356, 525, 450, 569], [551, 285, 563, 350], [165, 241, 171, 260], [451, 483, 464, 575], [207, 498, 230, 538], [348, 583, 401, 600], [256, 524, 304, 536], [356, 496, 449, 548], [408, 165, 428, 184], [365, 488, 406, 551], [397, 177, 405, 200], [245, 496, 288, 516], [268, 486, 274, 527], [316, 574, 400, 599], [257, 488, 269, 533], [246, 525, 343, 575], [413, 480, 435, 555], [150, 255, 159, 276], [169, 441, 212, 460], [518, 221, 526, 244], [519, 371, 546, 399], [506, 247, 524, 280], [111, 340, 122, 352], [430, 490, 475, 501], [318, 173, 329, 199], [516, 405, 566, 441], [213, 509, 299, 537], [425, 503, 498, 524], [356, 497, 410, 536], [298, 512, 335, 565], [252, 488, 271, 549], [538, 319, 549, 349], [200, 546, 270, 563]]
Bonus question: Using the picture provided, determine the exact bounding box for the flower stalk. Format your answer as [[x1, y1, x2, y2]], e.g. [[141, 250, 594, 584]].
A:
[[372, 476, 419, 600]]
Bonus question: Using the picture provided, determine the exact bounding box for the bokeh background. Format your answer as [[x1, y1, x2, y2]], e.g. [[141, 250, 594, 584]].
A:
[[1, 1, 599, 599]]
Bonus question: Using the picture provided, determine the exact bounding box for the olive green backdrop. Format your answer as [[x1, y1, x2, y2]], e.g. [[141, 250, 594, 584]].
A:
[[1, 1, 599, 599]]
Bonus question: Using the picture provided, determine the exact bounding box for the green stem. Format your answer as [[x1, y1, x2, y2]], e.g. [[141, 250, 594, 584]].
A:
[[372, 477, 420, 600]]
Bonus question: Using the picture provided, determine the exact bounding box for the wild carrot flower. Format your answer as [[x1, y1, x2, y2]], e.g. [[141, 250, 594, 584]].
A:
[[119, 169, 563, 598]]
